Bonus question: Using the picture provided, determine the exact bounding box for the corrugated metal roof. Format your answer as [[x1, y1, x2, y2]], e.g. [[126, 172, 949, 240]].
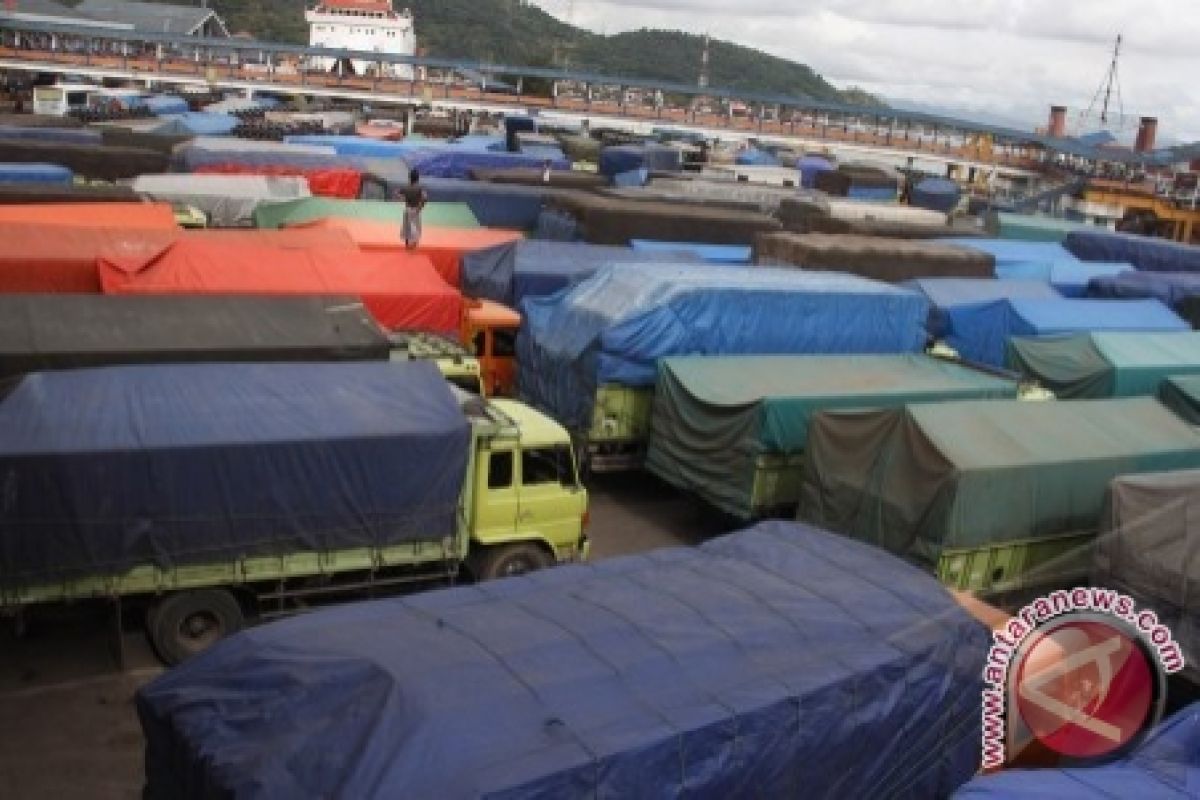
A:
[[75, 0, 223, 36]]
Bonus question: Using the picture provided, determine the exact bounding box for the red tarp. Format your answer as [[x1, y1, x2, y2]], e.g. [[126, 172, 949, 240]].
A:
[[98, 237, 462, 334], [195, 164, 363, 199], [0, 224, 364, 294], [0, 223, 175, 293], [290, 217, 524, 287], [0, 202, 177, 229]]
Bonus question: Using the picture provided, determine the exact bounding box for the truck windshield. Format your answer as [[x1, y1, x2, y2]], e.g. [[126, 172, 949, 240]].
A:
[[522, 446, 576, 487]]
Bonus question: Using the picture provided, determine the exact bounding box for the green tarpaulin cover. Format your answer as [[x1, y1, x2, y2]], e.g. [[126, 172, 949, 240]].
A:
[[1008, 332, 1200, 399], [645, 354, 1018, 519], [800, 398, 1200, 567], [252, 198, 480, 230], [986, 212, 1093, 243], [1161, 374, 1200, 425]]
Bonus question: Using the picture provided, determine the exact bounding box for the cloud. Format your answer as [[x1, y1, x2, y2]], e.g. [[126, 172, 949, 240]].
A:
[[527, 0, 1200, 141]]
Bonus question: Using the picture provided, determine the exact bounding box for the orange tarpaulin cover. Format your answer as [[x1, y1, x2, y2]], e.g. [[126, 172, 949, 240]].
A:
[[0, 224, 362, 294], [0, 203, 177, 229], [0, 223, 176, 293], [288, 217, 524, 287], [98, 237, 462, 334]]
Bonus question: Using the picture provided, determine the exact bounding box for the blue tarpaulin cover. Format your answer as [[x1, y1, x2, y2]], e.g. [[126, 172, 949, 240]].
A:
[[0, 162, 73, 184], [1045, 261, 1133, 297], [1065, 230, 1200, 273], [404, 150, 570, 180], [947, 297, 1190, 367], [138, 520, 989, 800], [735, 148, 781, 166], [285, 135, 431, 159], [942, 238, 1078, 268], [0, 125, 100, 145], [902, 278, 1061, 339], [144, 95, 189, 115], [954, 704, 1200, 799], [910, 178, 961, 213], [848, 186, 897, 202], [599, 144, 681, 177], [519, 263, 929, 429], [423, 177, 551, 230], [160, 112, 237, 136], [1089, 270, 1200, 309], [461, 240, 700, 307], [0, 362, 469, 591], [798, 155, 834, 189], [630, 240, 752, 264]]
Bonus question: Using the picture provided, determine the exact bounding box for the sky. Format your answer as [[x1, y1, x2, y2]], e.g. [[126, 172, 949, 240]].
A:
[[527, 0, 1200, 143]]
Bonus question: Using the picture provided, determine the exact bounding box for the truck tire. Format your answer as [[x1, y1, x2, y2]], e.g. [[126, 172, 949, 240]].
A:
[[149, 590, 245, 666], [473, 543, 554, 582]]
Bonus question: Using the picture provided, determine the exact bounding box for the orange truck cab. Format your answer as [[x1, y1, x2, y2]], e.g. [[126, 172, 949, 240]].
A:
[[462, 298, 521, 397]]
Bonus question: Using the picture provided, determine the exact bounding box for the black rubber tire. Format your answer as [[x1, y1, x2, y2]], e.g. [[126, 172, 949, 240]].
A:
[[472, 543, 555, 582], [149, 590, 244, 666]]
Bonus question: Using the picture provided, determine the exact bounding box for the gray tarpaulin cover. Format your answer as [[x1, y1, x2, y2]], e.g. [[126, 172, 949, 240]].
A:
[[137, 521, 989, 799], [517, 263, 929, 430], [1007, 331, 1200, 399], [131, 174, 311, 227], [0, 294, 389, 379], [1161, 374, 1200, 424], [646, 355, 1017, 519], [754, 233, 994, 283], [1093, 470, 1200, 682], [0, 361, 469, 592], [800, 398, 1200, 568]]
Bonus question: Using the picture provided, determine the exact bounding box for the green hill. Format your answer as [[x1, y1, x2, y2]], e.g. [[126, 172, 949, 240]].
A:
[[131, 0, 878, 105]]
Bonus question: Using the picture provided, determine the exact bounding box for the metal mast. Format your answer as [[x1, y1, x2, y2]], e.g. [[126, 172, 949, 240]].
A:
[[1081, 34, 1125, 130]]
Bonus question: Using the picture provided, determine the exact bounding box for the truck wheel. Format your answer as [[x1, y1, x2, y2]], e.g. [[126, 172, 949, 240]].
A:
[[149, 590, 244, 666], [473, 543, 554, 581]]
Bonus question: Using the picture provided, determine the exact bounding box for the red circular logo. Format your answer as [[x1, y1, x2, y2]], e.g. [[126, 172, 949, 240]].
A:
[[1014, 618, 1154, 759]]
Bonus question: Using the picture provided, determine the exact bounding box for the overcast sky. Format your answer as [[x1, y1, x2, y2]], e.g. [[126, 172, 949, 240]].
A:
[[528, 0, 1199, 143]]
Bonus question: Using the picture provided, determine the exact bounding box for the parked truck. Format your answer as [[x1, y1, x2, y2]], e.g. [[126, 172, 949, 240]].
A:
[[0, 361, 588, 664], [516, 262, 930, 471]]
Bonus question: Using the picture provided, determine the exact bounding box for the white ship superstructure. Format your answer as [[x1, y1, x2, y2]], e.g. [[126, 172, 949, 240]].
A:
[[306, 0, 415, 80]]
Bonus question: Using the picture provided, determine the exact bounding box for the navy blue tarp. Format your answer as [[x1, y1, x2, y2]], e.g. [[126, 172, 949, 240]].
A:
[[423, 178, 550, 230], [0, 362, 469, 590], [947, 298, 1190, 367], [798, 155, 834, 189], [138, 521, 989, 800], [404, 150, 570, 180], [902, 278, 1060, 339], [1045, 261, 1133, 297], [0, 162, 73, 184], [954, 704, 1200, 798], [1065, 230, 1200, 273], [461, 240, 701, 307], [519, 263, 929, 429], [599, 144, 681, 177], [1089, 269, 1200, 313], [910, 178, 961, 213]]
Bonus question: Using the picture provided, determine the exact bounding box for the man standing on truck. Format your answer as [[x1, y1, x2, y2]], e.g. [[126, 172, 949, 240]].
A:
[[401, 168, 427, 250]]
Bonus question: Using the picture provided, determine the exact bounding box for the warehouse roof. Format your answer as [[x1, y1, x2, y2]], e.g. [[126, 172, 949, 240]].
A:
[[75, 0, 227, 36]]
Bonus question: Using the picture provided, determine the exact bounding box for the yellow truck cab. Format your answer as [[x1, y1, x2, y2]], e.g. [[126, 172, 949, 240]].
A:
[[390, 331, 485, 395], [463, 299, 521, 397], [465, 396, 590, 578]]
